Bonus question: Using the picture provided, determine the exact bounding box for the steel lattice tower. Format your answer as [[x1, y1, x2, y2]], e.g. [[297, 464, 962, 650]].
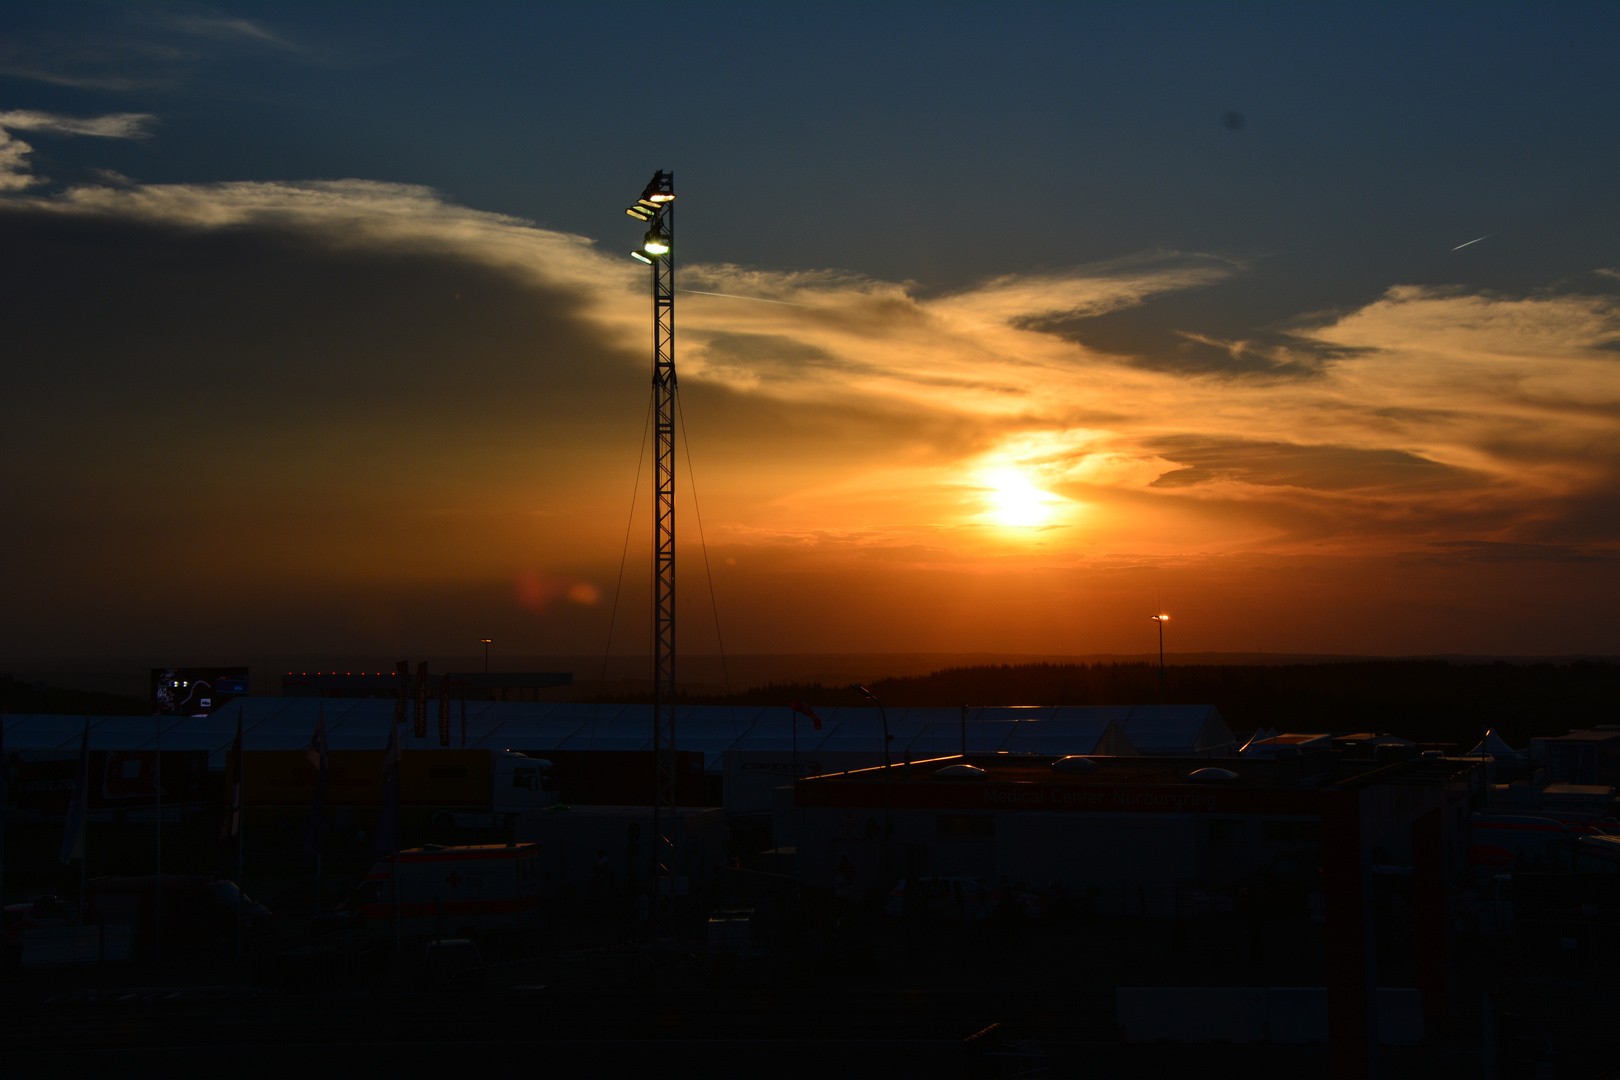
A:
[[624, 171, 678, 940]]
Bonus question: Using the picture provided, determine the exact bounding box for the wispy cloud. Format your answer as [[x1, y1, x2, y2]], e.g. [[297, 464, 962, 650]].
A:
[[0, 110, 155, 139], [0, 9, 331, 93], [0, 111, 157, 191], [0, 129, 33, 192], [159, 13, 304, 53]]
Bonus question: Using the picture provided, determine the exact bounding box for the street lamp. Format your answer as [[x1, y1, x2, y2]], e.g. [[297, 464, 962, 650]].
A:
[[858, 685, 894, 893], [1150, 615, 1169, 704], [478, 638, 492, 674]]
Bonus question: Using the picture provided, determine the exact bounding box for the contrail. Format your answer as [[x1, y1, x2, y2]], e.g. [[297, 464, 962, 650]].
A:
[[1451, 236, 1489, 251], [676, 288, 808, 307]]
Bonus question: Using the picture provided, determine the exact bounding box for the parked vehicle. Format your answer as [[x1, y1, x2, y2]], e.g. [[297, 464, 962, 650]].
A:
[[85, 875, 272, 958], [8, 750, 208, 823], [277, 909, 385, 992], [3, 895, 81, 962], [1470, 813, 1571, 872], [884, 876, 1042, 921], [337, 843, 541, 937], [244, 748, 555, 834], [419, 937, 485, 990]]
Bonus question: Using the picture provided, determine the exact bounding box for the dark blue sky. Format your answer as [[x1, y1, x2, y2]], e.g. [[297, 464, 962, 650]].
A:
[[8, 3, 1619, 296]]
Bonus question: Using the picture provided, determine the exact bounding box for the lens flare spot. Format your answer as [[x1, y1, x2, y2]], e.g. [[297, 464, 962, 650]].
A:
[[516, 572, 599, 611]]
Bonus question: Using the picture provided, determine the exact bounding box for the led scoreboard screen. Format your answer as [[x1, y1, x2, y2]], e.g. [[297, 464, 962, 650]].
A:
[[151, 666, 250, 715]]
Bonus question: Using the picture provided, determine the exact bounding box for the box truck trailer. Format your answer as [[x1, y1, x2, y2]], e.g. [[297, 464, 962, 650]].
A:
[[243, 748, 555, 832], [337, 844, 541, 936]]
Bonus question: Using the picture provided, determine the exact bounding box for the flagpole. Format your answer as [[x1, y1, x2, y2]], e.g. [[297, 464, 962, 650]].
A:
[[1, 705, 8, 925], [785, 713, 795, 878], [393, 852, 402, 956], [235, 705, 245, 959], [65, 716, 90, 917], [306, 705, 329, 918], [237, 787, 245, 958], [155, 711, 162, 966]]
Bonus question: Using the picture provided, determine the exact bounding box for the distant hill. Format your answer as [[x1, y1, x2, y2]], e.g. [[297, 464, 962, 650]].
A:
[[593, 658, 1620, 749], [1, 674, 148, 716]]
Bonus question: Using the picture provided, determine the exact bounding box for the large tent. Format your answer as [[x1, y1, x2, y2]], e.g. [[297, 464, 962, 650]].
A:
[[2, 700, 1232, 773]]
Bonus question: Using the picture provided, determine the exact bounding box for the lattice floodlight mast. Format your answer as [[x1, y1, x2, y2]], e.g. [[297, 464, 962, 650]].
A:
[[624, 170, 677, 940]]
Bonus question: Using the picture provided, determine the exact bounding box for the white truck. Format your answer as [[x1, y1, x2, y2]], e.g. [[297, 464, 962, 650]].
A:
[[439, 751, 557, 831]]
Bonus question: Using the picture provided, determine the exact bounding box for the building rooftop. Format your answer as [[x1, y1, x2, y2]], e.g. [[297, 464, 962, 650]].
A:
[[0, 701, 1231, 771], [794, 750, 1483, 813]]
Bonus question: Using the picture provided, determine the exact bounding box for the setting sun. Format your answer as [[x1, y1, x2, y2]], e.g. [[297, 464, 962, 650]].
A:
[[986, 469, 1054, 528]]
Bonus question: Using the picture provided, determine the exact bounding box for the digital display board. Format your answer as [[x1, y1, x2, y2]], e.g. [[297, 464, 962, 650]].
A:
[[151, 667, 250, 715]]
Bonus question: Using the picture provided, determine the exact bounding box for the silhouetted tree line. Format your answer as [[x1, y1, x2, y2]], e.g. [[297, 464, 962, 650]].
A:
[[1, 674, 148, 716], [597, 660, 1620, 749]]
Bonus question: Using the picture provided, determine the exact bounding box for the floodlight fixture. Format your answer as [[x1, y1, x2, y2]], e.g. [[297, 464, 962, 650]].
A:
[[641, 170, 676, 203], [625, 205, 655, 221], [642, 230, 670, 256], [1150, 615, 1169, 703], [630, 250, 653, 264]]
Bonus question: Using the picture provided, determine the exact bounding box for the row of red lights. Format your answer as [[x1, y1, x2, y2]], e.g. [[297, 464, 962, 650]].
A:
[[285, 672, 394, 676]]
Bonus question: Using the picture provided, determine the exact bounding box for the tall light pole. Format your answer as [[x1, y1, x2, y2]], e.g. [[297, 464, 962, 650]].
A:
[[624, 170, 678, 940], [478, 638, 492, 674], [1150, 615, 1169, 704]]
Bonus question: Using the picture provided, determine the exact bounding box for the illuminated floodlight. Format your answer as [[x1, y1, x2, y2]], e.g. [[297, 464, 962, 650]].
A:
[[1152, 614, 1170, 622], [642, 230, 670, 255], [626, 205, 654, 221], [641, 170, 675, 203], [630, 250, 653, 264]]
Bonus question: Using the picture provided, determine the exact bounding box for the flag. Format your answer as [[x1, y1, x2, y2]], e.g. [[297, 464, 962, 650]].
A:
[[438, 673, 451, 747], [59, 716, 90, 863], [790, 700, 824, 730], [414, 661, 428, 740], [303, 705, 328, 859], [222, 706, 243, 839], [374, 713, 401, 853]]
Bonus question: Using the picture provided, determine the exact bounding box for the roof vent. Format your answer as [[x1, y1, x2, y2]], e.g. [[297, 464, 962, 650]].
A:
[[1051, 756, 1099, 774], [933, 763, 987, 779], [1188, 767, 1239, 782]]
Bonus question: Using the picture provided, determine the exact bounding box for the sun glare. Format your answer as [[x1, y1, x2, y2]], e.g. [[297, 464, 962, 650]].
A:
[[987, 469, 1053, 528]]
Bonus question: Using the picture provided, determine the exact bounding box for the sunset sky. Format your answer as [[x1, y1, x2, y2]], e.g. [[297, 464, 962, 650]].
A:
[[3, 3, 1620, 666]]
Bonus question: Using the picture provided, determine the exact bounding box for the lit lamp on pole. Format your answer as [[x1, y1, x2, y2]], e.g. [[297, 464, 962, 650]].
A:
[[1150, 615, 1169, 704], [478, 638, 492, 674]]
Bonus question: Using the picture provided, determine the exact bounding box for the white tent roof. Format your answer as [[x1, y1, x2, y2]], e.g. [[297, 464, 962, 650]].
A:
[[1, 700, 1240, 771], [1464, 728, 1527, 762]]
